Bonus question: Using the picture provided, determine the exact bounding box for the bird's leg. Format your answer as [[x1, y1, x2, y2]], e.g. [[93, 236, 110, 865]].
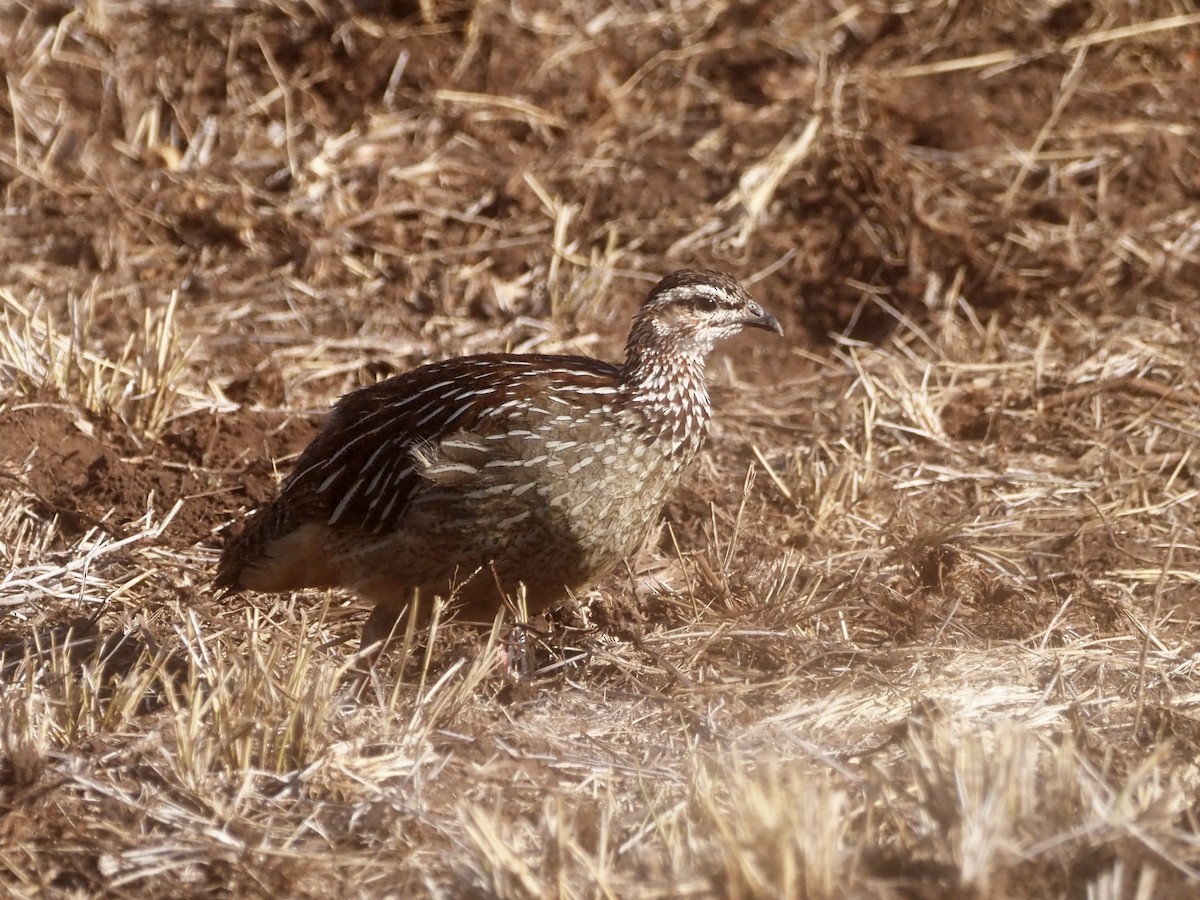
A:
[[349, 592, 421, 692], [360, 598, 405, 661]]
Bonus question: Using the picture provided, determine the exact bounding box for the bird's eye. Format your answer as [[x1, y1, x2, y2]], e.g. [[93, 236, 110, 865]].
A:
[[693, 294, 718, 312]]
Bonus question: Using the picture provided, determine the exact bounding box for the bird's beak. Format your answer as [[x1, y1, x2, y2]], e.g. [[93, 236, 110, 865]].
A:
[[740, 306, 784, 336]]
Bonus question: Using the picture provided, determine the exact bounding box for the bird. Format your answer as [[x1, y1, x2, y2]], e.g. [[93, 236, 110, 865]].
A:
[[215, 268, 782, 664]]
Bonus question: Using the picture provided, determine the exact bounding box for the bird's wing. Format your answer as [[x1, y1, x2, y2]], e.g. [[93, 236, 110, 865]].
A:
[[269, 353, 621, 535]]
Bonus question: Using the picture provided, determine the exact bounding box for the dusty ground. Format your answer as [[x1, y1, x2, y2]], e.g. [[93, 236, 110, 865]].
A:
[[2, 0, 1200, 896]]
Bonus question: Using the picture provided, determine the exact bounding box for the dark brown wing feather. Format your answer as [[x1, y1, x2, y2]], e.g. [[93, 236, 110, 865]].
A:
[[215, 353, 621, 591]]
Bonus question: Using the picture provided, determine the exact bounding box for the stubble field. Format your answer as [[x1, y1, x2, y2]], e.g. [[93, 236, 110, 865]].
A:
[[2, 1, 1200, 896]]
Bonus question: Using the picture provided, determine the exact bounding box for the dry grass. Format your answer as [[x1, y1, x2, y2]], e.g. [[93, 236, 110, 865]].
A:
[[3, 0, 1200, 896]]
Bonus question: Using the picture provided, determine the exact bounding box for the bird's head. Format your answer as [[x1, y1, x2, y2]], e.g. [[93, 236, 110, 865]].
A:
[[627, 268, 783, 362]]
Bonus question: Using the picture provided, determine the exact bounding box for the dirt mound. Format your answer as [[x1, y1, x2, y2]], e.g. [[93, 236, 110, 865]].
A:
[[0, 405, 312, 547]]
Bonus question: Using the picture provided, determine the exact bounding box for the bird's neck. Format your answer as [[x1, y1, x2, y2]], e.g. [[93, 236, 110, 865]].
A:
[[621, 320, 712, 446]]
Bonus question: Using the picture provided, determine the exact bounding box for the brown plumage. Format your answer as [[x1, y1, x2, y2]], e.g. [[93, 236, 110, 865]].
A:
[[215, 269, 782, 659]]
